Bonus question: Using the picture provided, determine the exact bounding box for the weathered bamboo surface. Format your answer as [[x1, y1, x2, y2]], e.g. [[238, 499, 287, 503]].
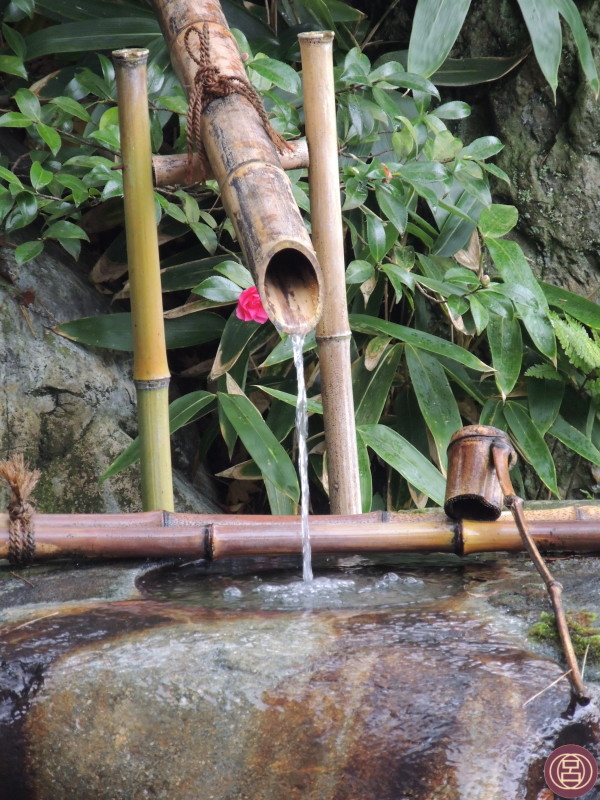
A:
[[151, 0, 322, 334], [1, 506, 600, 562], [152, 140, 309, 185]]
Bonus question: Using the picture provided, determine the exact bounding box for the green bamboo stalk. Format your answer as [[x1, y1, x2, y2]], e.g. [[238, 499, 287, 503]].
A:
[[113, 48, 174, 512]]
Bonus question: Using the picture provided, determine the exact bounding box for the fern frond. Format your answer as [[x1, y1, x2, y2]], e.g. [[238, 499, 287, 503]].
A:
[[550, 313, 600, 372], [525, 363, 563, 381]]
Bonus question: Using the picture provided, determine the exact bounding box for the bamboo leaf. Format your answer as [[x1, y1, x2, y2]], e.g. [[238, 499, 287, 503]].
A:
[[257, 386, 323, 415], [527, 378, 563, 434], [218, 392, 299, 502], [406, 345, 462, 470], [542, 282, 600, 329], [479, 398, 507, 429], [261, 330, 317, 367], [554, 0, 599, 96], [25, 18, 161, 58], [210, 313, 260, 379], [101, 391, 216, 481], [350, 314, 491, 371], [357, 424, 446, 506], [549, 415, 600, 468], [55, 312, 225, 351], [485, 237, 556, 360], [265, 479, 297, 515], [407, 0, 472, 77], [431, 52, 529, 86], [354, 343, 403, 426], [515, 0, 561, 97], [504, 401, 558, 495], [487, 310, 522, 399], [356, 435, 373, 513]]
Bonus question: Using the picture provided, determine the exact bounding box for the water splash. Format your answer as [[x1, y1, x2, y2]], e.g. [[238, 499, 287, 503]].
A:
[[291, 333, 312, 582]]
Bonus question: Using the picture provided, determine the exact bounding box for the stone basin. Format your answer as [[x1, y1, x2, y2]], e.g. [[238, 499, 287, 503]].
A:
[[0, 552, 598, 800]]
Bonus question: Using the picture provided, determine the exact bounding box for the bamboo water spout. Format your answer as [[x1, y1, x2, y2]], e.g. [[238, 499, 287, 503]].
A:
[[151, 0, 322, 335]]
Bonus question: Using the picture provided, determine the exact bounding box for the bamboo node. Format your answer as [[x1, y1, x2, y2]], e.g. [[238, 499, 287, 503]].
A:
[[0, 454, 40, 565], [184, 23, 291, 182]]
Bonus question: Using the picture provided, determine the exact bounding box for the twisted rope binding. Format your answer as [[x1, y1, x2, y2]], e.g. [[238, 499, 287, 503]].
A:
[[0, 454, 40, 565], [184, 23, 291, 181]]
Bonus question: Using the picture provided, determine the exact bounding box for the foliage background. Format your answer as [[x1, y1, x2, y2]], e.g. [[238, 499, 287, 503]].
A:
[[1, 0, 600, 513]]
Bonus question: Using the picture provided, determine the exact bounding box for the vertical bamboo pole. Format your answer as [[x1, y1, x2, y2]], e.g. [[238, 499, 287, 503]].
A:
[[299, 32, 361, 515], [113, 48, 174, 512]]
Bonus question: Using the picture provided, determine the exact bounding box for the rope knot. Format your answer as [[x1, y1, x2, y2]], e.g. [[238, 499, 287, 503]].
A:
[[0, 454, 39, 565], [184, 23, 291, 182]]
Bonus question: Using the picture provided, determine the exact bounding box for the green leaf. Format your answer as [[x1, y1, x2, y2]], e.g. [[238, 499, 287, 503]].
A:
[[5, 192, 38, 231], [214, 260, 253, 289], [504, 401, 558, 495], [397, 161, 447, 182], [366, 215, 387, 263], [2, 23, 26, 58], [479, 398, 507, 429], [431, 190, 481, 257], [49, 96, 92, 122], [0, 112, 32, 128], [261, 330, 317, 367], [211, 313, 260, 379], [431, 52, 528, 86], [405, 345, 462, 470], [193, 275, 241, 303], [527, 378, 564, 434], [375, 185, 408, 234], [54, 173, 88, 205], [218, 392, 299, 502], [346, 260, 374, 285], [56, 312, 225, 351], [36, 123, 61, 156], [542, 282, 600, 329], [358, 423, 446, 506], [14, 240, 43, 265], [25, 18, 161, 59], [350, 314, 490, 371], [478, 204, 518, 238], [43, 220, 89, 240], [0, 55, 27, 79], [485, 237, 556, 361], [407, 0, 472, 77], [549, 415, 600, 468], [487, 310, 522, 399], [356, 434, 372, 513], [554, 0, 599, 96], [354, 343, 403, 426], [257, 386, 323, 416], [189, 221, 217, 254], [249, 56, 300, 93], [468, 295, 489, 335], [515, 0, 561, 97], [101, 391, 216, 480], [430, 100, 471, 120], [30, 161, 53, 191], [14, 88, 40, 121], [459, 136, 503, 160]]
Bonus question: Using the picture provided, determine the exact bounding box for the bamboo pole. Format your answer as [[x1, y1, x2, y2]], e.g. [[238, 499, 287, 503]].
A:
[[113, 48, 174, 513], [151, 0, 322, 335], [1, 506, 600, 561], [152, 140, 309, 185], [298, 32, 361, 515]]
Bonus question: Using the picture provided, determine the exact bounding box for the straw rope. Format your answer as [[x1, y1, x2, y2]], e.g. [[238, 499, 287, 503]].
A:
[[0, 454, 39, 565], [184, 23, 291, 181]]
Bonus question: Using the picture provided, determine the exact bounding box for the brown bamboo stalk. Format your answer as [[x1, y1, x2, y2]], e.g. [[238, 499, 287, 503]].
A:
[[1, 507, 600, 561], [113, 48, 174, 513], [152, 140, 309, 185], [151, 0, 322, 334], [298, 31, 361, 515]]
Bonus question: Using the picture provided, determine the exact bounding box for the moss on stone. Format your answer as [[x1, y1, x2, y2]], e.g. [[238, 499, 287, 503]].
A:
[[529, 610, 600, 663]]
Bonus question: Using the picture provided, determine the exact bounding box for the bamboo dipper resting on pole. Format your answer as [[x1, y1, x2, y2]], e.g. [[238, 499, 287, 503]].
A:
[[113, 49, 174, 513], [298, 32, 362, 515], [151, 0, 323, 335]]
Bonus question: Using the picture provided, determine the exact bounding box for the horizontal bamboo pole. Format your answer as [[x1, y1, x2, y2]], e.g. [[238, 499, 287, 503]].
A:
[[151, 0, 322, 334], [1, 507, 600, 562], [152, 140, 309, 185]]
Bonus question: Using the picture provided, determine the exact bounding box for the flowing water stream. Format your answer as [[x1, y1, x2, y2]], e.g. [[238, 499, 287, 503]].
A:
[[291, 333, 312, 582]]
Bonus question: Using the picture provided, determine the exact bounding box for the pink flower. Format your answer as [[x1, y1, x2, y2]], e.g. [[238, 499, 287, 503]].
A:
[[236, 286, 269, 324]]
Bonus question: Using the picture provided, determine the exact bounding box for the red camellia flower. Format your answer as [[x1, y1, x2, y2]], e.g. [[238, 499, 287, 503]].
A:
[[236, 286, 269, 324]]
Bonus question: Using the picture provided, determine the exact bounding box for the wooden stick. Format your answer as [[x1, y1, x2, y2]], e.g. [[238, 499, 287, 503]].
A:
[[492, 443, 589, 703], [113, 48, 174, 513], [152, 140, 309, 185], [1, 507, 600, 561], [151, 0, 323, 334], [298, 32, 361, 515]]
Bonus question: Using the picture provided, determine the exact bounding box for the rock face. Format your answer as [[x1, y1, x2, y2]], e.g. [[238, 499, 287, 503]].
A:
[[0, 243, 217, 513], [0, 553, 598, 800]]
